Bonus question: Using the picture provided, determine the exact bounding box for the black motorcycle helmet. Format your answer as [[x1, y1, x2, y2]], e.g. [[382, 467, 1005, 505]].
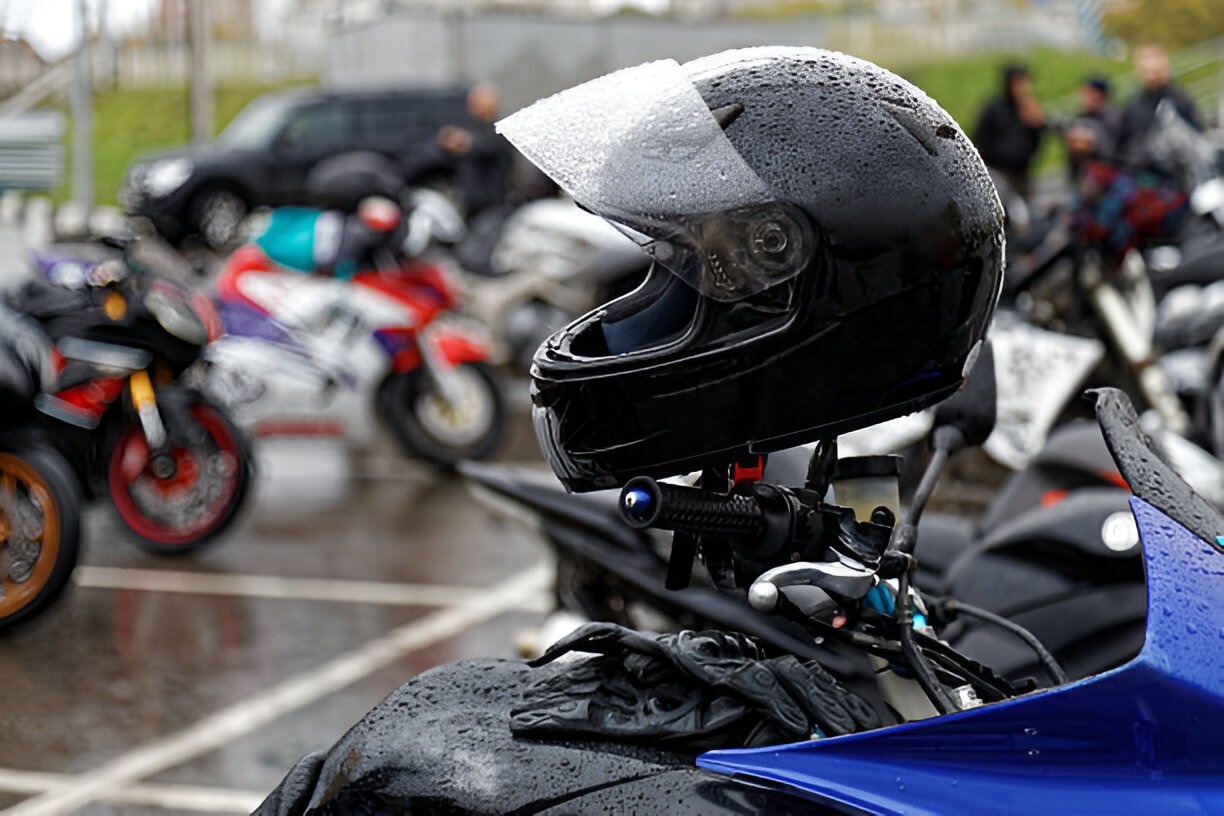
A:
[[498, 47, 1004, 492]]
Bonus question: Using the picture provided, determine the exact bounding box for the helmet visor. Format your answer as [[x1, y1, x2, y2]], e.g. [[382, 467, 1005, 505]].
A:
[[498, 59, 808, 301]]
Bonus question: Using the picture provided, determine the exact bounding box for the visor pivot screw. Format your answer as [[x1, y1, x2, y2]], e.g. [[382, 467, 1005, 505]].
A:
[[755, 223, 789, 255]]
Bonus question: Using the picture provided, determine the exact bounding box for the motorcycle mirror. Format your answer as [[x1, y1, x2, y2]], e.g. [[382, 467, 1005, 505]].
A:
[[931, 340, 997, 454]]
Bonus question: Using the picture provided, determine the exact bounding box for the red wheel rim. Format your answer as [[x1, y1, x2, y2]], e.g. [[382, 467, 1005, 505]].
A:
[[109, 405, 242, 547]]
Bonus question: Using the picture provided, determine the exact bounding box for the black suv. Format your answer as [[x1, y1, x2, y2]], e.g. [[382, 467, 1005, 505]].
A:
[[119, 86, 469, 248]]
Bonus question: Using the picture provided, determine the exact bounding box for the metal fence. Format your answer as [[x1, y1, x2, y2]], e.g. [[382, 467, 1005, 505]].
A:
[[109, 40, 322, 87], [322, 6, 1091, 112], [0, 111, 66, 191]]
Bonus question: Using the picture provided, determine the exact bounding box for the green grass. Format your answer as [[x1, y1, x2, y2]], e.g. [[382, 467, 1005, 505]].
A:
[[61, 79, 317, 205]]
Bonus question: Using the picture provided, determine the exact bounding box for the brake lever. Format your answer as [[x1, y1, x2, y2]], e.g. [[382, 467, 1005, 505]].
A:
[[747, 559, 877, 615], [759, 582, 839, 620]]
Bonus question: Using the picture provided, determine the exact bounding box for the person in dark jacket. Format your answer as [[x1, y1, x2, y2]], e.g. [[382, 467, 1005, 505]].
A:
[[1064, 76, 1122, 181], [436, 82, 518, 218], [1079, 77, 1122, 160], [1116, 43, 1202, 171], [972, 64, 1047, 203]]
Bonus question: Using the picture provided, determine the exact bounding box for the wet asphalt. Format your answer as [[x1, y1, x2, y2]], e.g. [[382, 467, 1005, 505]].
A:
[[0, 372, 556, 814]]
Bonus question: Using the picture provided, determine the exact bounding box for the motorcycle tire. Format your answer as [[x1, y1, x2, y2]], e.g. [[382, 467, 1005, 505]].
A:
[[0, 445, 82, 633], [380, 362, 506, 468], [188, 185, 249, 251], [107, 400, 253, 554]]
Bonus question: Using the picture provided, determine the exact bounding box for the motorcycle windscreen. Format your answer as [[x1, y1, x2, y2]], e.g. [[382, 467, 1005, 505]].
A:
[[496, 59, 798, 302]]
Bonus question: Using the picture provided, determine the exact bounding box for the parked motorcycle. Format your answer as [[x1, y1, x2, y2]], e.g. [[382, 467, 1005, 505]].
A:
[[988, 209, 1224, 512], [996, 98, 1224, 465], [256, 46, 1224, 814], [0, 305, 82, 631], [204, 203, 506, 467], [11, 238, 251, 553], [259, 387, 1221, 814]]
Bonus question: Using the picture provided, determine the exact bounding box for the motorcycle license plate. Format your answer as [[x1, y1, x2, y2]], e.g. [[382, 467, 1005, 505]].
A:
[[984, 320, 1105, 470]]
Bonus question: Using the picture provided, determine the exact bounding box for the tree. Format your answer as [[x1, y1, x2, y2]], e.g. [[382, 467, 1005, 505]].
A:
[[1101, 0, 1224, 50]]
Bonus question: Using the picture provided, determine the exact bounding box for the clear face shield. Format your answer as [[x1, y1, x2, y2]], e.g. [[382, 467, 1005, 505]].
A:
[[496, 58, 812, 304]]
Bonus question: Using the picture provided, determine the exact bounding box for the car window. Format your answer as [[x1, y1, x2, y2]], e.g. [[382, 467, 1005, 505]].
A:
[[279, 104, 351, 151], [353, 98, 467, 150], [218, 94, 301, 150]]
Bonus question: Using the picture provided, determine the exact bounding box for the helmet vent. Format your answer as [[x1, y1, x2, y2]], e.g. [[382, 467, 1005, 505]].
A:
[[711, 102, 745, 130], [880, 100, 940, 158]]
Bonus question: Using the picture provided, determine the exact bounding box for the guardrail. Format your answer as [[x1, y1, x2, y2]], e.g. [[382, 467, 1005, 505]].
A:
[[0, 112, 66, 192], [0, 60, 72, 117]]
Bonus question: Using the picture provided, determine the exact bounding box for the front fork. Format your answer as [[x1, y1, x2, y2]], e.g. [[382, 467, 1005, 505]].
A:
[[1083, 253, 1191, 435], [129, 369, 175, 478], [416, 323, 488, 407]]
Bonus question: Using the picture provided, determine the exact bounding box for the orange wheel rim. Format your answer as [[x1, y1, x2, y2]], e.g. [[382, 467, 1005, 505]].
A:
[[0, 453, 62, 618]]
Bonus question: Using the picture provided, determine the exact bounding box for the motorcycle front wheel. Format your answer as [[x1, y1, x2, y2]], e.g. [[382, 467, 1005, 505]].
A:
[[0, 445, 81, 632], [108, 400, 252, 554], [380, 362, 506, 467]]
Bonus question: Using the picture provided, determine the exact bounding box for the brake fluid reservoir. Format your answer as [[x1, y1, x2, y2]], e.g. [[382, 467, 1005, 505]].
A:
[[831, 455, 902, 524]]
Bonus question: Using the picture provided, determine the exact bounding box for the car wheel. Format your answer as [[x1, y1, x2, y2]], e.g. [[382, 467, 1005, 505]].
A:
[[190, 187, 248, 250]]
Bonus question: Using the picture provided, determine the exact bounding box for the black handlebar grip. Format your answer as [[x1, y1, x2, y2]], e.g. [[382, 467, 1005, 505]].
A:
[[619, 476, 765, 537]]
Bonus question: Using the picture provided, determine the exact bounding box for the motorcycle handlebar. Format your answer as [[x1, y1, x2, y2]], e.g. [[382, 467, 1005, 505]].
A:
[[619, 476, 765, 538]]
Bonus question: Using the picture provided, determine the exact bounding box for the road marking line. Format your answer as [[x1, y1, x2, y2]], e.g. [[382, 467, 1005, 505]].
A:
[[85, 781, 263, 813], [0, 771, 261, 813], [73, 566, 550, 612], [6, 562, 551, 816], [0, 772, 61, 796]]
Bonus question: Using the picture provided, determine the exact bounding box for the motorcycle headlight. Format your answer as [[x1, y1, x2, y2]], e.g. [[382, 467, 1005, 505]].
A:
[[145, 282, 208, 346], [144, 158, 193, 198]]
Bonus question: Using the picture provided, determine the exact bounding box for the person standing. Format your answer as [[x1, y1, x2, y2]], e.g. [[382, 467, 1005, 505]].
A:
[[436, 82, 519, 219], [972, 64, 1047, 203], [1078, 77, 1122, 160], [1064, 76, 1122, 181], [1073, 48, 1200, 269], [1116, 43, 1202, 170]]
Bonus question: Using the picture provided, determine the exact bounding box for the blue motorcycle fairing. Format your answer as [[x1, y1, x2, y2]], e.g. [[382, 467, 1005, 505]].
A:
[[254, 207, 327, 274], [698, 496, 1224, 815]]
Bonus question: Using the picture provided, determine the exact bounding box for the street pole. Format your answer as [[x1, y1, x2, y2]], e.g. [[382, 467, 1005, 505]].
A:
[[96, 0, 115, 90], [70, 0, 93, 209], [189, 0, 213, 145]]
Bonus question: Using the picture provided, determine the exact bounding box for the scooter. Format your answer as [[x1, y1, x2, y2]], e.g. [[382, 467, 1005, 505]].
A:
[[0, 304, 82, 632], [257, 383, 1224, 814], [204, 205, 507, 467], [10, 238, 252, 554]]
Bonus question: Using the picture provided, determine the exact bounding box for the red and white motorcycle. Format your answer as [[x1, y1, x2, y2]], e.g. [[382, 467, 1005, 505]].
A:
[[203, 203, 506, 467]]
